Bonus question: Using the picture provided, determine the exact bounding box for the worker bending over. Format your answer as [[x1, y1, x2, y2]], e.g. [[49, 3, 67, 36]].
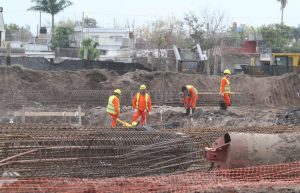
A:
[[182, 85, 199, 115], [106, 89, 121, 127], [132, 84, 152, 125], [220, 69, 231, 110]]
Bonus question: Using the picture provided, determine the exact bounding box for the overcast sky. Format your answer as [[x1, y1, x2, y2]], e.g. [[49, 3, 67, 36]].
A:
[[1, 0, 300, 35]]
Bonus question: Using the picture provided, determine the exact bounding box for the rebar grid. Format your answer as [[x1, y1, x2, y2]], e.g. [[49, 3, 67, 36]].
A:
[[2, 89, 248, 106], [0, 124, 299, 178]]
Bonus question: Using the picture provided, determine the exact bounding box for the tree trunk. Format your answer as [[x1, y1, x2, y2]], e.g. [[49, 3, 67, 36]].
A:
[[51, 14, 55, 38], [213, 55, 218, 75], [281, 8, 284, 25]]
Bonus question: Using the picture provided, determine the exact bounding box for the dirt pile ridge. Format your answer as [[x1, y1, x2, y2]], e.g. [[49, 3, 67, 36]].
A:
[[0, 66, 298, 127], [0, 66, 299, 107]]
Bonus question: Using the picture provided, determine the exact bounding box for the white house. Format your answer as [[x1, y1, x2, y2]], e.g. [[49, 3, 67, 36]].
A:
[[0, 7, 5, 47], [71, 27, 134, 50]]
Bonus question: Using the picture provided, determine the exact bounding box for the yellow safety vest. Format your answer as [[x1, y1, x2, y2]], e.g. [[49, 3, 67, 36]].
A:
[[186, 85, 198, 96], [107, 95, 119, 115], [136, 93, 149, 110], [223, 78, 231, 94]]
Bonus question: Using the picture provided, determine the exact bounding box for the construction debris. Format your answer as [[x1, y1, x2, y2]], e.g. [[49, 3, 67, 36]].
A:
[[276, 108, 300, 125]]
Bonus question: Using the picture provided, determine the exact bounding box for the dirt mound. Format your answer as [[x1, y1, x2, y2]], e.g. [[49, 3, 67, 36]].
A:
[[0, 66, 118, 92], [0, 66, 299, 108]]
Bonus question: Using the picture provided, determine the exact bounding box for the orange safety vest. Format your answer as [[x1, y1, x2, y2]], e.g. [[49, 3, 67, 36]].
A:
[[221, 77, 231, 94], [186, 85, 198, 96], [136, 93, 150, 110]]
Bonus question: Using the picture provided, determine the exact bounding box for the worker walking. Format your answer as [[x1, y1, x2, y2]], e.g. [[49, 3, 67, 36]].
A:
[[220, 69, 231, 110], [107, 89, 121, 127], [132, 85, 152, 126], [181, 85, 199, 115]]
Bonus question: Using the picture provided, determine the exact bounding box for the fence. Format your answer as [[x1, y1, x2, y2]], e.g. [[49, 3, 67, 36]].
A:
[[0, 125, 299, 192], [0, 56, 151, 74], [241, 65, 300, 76]]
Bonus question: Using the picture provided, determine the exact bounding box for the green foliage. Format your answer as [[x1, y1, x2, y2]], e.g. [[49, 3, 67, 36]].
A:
[[184, 12, 205, 45], [51, 22, 74, 48], [5, 24, 19, 41], [184, 10, 227, 50], [291, 26, 300, 43], [259, 24, 292, 50], [277, 0, 288, 24], [83, 17, 97, 28], [80, 38, 100, 60], [5, 24, 33, 41], [277, 0, 288, 9], [142, 17, 186, 50], [28, 0, 73, 15], [28, 0, 73, 34]]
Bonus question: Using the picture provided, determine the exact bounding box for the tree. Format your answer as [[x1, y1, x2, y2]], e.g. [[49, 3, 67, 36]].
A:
[[292, 26, 300, 44], [184, 8, 228, 74], [142, 17, 187, 57], [28, 0, 73, 37], [225, 24, 258, 47], [277, 0, 288, 25], [184, 12, 205, 45], [5, 24, 33, 41], [83, 16, 97, 28], [184, 9, 228, 50], [259, 24, 292, 50], [80, 38, 100, 60], [51, 20, 74, 48]]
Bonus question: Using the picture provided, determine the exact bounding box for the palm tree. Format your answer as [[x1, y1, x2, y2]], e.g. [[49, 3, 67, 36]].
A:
[[28, 0, 73, 37], [80, 38, 100, 60], [277, 0, 288, 25]]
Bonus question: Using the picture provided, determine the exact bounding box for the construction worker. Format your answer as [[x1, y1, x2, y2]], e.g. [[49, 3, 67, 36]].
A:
[[106, 89, 121, 127], [132, 84, 152, 126], [182, 85, 199, 115], [220, 69, 231, 109]]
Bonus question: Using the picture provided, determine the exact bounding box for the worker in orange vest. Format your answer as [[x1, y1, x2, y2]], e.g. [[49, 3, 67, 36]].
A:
[[182, 85, 199, 115], [132, 84, 152, 125], [106, 89, 121, 127], [220, 69, 231, 110]]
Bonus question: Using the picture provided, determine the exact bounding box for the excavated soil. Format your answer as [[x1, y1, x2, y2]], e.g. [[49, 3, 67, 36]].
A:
[[0, 66, 299, 193], [0, 66, 299, 127], [0, 66, 299, 106]]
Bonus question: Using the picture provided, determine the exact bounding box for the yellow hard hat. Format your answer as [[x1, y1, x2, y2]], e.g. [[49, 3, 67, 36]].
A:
[[140, 84, 147, 90], [224, 69, 231, 75], [114, 89, 121, 95]]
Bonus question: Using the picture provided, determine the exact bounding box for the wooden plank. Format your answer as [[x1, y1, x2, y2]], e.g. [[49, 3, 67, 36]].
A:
[[13, 112, 85, 117]]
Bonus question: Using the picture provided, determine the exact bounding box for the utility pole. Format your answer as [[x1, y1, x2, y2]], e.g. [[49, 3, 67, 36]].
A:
[[81, 12, 84, 47], [39, 11, 41, 29]]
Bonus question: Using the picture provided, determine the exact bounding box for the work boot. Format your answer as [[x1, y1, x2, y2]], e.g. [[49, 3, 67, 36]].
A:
[[186, 108, 190, 116], [219, 101, 227, 110], [192, 108, 196, 114]]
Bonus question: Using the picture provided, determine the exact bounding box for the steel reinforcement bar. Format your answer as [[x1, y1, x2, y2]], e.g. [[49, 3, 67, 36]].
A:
[[0, 124, 299, 178]]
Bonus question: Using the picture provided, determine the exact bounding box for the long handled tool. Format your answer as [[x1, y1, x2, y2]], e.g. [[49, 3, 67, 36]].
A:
[[117, 119, 133, 127]]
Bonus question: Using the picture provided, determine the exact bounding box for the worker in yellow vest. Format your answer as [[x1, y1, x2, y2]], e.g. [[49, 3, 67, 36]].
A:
[[132, 85, 152, 125], [220, 69, 231, 110], [182, 85, 199, 115], [107, 89, 121, 127]]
